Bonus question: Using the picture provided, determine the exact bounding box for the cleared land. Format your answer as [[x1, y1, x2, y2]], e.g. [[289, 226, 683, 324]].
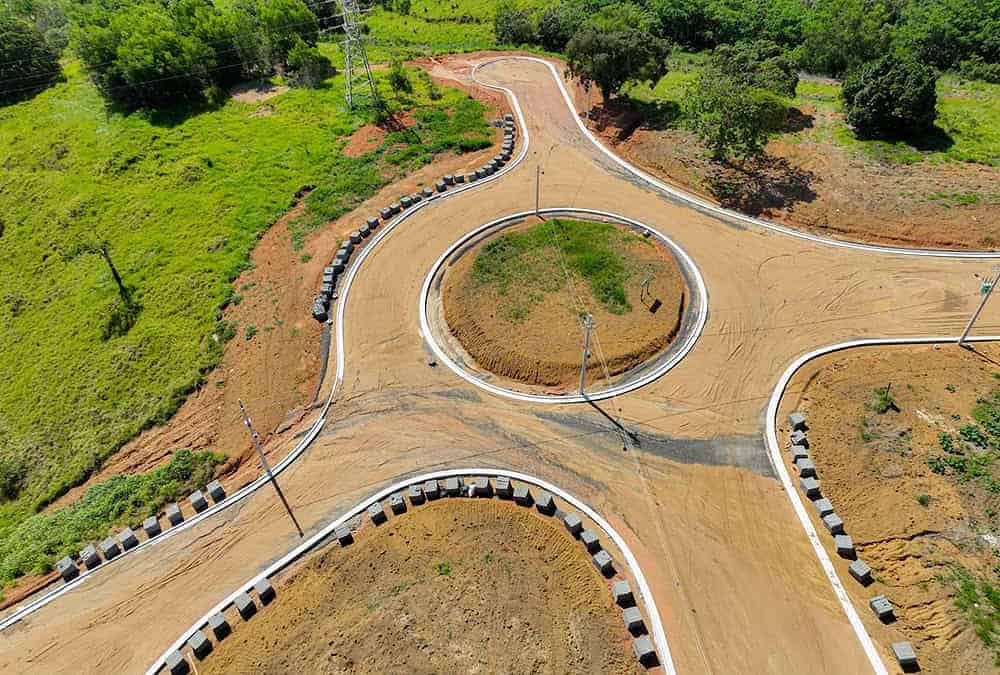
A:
[[783, 343, 1000, 673], [442, 218, 685, 389], [201, 499, 641, 674], [0, 59, 493, 593], [602, 53, 1000, 250]]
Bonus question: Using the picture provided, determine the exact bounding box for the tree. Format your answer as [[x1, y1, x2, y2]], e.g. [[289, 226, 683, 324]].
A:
[[387, 59, 412, 97], [712, 40, 799, 98], [894, 0, 1000, 70], [0, 12, 61, 105], [255, 0, 319, 66], [683, 71, 788, 160], [536, 3, 584, 53], [286, 36, 334, 87], [564, 7, 671, 102], [494, 1, 535, 46], [796, 0, 894, 77], [841, 54, 939, 138]]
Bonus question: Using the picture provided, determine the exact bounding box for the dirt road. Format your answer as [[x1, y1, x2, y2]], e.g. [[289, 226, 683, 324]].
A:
[[3, 55, 1000, 674]]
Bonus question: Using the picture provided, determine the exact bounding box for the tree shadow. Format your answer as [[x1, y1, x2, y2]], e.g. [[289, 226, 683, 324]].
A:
[[586, 96, 682, 143], [852, 124, 955, 153], [705, 155, 817, 215], [143, 97, 225, 128], [0, 73, 65, 109], [784, 106, 815, 133]]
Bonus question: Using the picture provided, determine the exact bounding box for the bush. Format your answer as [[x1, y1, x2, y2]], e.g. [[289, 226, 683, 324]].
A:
[[0, 13, 61, 105], [711, 40, 799, 98], [894, 0, 1000, 71], [387, 59, 412, 96], [286, 36, 334, 88], [565, 5, 671, 102], [960, 55, 1000, 84], [796, 0, 893, 77], [842, 55, 939, 138], [494, 1, 535, 46], [683, 72, 787, 160], [535, 3, 584, 52]]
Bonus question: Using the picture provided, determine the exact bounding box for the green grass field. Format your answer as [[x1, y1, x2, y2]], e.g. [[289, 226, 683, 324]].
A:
[[0, 50, 490, 579]]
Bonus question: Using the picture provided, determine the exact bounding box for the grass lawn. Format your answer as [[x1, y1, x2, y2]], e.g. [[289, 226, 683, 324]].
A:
[[0, 51, 491, 586], [471, 219, 649, 321]]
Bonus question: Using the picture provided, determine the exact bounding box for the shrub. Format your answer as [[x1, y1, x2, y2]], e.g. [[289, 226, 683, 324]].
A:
[[796, 0, 893, 77], [959, 56, 1000, 84], [869, 385, 898, 414], [842, 55, 939, 138], [286, 36, 334, 88], [494, 1, 535, 46], [683, 72, 787, 160], [387, 59, 412, 96], [711, 40, 799, 98], [0, 13, 62, 104], [536, 3, 583, 53]]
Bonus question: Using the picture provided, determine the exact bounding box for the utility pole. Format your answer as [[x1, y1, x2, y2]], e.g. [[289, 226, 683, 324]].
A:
[[535, 165, 542, 217], [339, 0, 378, 110], [579, 314, 594, 394], [239, 400, 304, 537], [959, 265, 1000, 347]]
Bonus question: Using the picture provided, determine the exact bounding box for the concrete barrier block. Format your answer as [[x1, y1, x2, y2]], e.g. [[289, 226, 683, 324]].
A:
[[789, 444, 809, 461], [454, 174, 465, 183], [443, 174, 454, 185], [189, 490, 208, 513], [593, 550, 614, 577], [359, 223, 370, 238], [368, 502, 387, 525], [444, 476, 464, 497], [80, 544, 101, 570], [623, 606, 646, 635], [423, 479, 441, 500], [835, 534, 855, 559], [849, 559, 873, 585], [188, 629, 212, 660], [504, 113, 513, 122], [612, 580, 634, 607], [581, 529, 601, 553], [789, 411, 807, 431], [143, 516, 161, 538], [390, 493, 406, 515], [892, 642, 918, 671], [435, 181, 446, 193], [563, 513, 583, 537], [234, 592, 256, 620], [165, 650, 189, 675], [400, 195, 412, 208], [421, 186, 432, 198], [495, 476, 512, 499], [488, 159, 499, 170], [513, 485, 533, 506], [407, 484, 425, 505], [380, 207, 393, 220], [822, 512, 845, 535], [790, 430, 809, 447], [632, 635, 657, 667], [349, 230, 362, 245], [795, 457, 817, 478], [366, 216, 379, 230], [335, 525, 353, 546], [800, 477, 821, 499], [411, 192, 422, 203], [56, 556, 79, 582], [466, 172, 477, 182], [321, 282, 333, 298], [166, 503, 184, 526], [207, 480, 225, 503], [209, 612, 230, 640], [312, 302, 328, 322], [255, 578, 275, 605], [869, 595, 894, 622], [475, 168, 485, 179], [390, 203, 401, 214], [535, 491, 555, 515], [473, 476, 492, 497], [812, 498, 834, 517], [99, 536, 121, 561]]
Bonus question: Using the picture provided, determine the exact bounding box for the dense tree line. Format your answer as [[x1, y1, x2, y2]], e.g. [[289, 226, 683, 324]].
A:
[[1, 0, 334, 109]]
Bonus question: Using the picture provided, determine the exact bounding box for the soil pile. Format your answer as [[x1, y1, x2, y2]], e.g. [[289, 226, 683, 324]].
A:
[[443, 218, 686, 390], [201, 499, 641, 674], [790, 343, 1000, 673]]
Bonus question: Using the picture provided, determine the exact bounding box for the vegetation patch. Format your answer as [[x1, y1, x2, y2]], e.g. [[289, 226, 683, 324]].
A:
[[0, 449, 222, 592]]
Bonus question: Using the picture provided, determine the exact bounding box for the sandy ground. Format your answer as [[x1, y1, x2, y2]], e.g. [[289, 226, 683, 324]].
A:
[[201, 498, 641, 674], [442, 218, 685, 389], [780, 342, 1000, 674], [4, 54, 1000, 675], [590, 91, 1000, 251]]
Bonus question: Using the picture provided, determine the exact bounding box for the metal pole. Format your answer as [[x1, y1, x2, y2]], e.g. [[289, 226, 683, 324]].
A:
[[959, 267, 1000, 346], [535, 165, 541, 217], [579, 314, 594, 394], [239, 400, 304, 537]]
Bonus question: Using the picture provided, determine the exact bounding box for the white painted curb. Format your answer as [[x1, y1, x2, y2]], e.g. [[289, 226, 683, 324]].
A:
[[145, 468, 676, 675], [765, 335, 1000, 675], [418, 207, 708, 404]]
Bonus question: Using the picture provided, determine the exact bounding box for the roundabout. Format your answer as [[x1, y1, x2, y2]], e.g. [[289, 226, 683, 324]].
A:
[[420, 208, 707, 404]]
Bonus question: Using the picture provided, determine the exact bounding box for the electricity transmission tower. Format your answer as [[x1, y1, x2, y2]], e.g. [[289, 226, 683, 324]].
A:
[[339, 0, 379, 109]]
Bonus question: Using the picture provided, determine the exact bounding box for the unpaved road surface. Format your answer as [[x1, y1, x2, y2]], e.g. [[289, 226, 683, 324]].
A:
[[4, 55, 1000, 674]]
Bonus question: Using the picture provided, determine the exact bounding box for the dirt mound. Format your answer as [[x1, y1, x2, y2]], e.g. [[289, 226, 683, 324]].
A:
[[442, 219, 686, 390], [201, 499, 641, 675], [785, 343, 1000, 673]]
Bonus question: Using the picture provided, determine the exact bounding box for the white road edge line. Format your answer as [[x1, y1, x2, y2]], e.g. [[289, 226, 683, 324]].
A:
[[0, 62, 531, 634], [477, 56, 1000, 260], [145, 468, 676, 675], [765, 335, 1000, 675], [418, 207, 708, 404]]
